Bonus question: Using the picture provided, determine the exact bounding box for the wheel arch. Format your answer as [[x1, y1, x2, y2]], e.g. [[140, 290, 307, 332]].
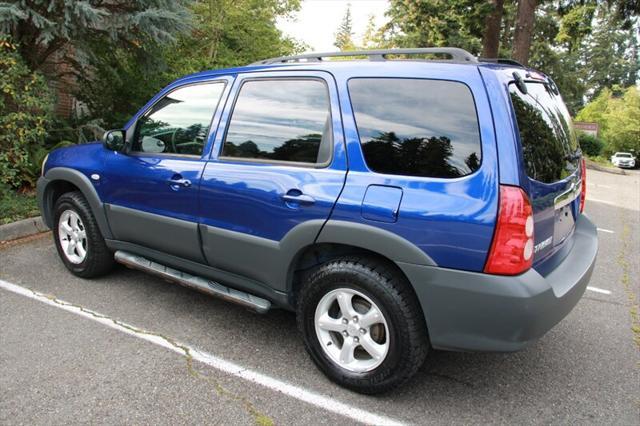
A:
[[38, 167, 113, 239], [287, 220, 436, 310]]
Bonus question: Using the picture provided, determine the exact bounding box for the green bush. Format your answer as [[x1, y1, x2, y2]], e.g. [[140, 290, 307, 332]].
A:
[[0, 38, 55, 189], [578, 133, 605, 157]]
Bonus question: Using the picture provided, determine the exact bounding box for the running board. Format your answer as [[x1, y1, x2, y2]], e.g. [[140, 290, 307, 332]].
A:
[[114, 251, 271, 314]]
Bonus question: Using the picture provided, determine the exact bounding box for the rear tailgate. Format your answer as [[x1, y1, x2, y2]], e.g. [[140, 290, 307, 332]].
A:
[[508, 78, 582, 265]]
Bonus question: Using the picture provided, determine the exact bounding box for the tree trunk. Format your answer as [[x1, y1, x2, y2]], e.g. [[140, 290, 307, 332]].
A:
[[512, 0, 538, 65], [481, 0, 505, 58]]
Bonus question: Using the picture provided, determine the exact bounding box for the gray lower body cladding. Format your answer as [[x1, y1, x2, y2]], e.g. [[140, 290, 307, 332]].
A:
[[399, 214, 598, 352]]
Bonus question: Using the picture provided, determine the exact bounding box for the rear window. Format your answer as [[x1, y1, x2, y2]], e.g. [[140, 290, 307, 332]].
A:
[[509, 82, 579, 183], [348, 78, 482, 178]]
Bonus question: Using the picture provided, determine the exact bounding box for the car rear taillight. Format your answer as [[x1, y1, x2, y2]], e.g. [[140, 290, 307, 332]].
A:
[[580, 158, 586, 213], [484, 185, 534, 275]]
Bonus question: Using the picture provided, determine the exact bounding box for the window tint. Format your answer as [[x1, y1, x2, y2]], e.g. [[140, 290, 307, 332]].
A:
[[133, 83, 225, 156], [222, 79, 331, 164], [509, 82, 579, 183], [348, 78, 481, 178]]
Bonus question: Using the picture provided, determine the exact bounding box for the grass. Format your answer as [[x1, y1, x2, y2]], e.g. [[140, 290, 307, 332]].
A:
[[0, 187, 39, 225], [586, 155, 613, 167]]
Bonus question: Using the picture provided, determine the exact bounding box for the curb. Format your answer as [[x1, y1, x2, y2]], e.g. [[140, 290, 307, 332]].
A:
[[585, 159, 626, 176], [0, 216, 49, 242]]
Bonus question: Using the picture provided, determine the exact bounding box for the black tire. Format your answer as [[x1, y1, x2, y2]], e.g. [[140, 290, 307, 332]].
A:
[[297, 256, 429, 394], [52, 191, 114, 278]]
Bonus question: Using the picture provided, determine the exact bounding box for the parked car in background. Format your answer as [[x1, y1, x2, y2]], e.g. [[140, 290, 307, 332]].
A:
[[37, 48, 598, 394], [610, 152, 636, 168]]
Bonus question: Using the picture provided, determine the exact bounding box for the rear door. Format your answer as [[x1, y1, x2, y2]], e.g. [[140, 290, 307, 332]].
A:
[[198, 71, 347, 290], [509, 79, 582, 264]]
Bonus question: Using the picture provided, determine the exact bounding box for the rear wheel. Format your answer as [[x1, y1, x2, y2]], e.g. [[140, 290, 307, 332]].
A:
[[297, 256, 429, 394], [53, 191, 114, 278]]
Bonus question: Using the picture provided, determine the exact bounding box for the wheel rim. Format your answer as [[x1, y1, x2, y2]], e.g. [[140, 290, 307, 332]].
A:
[[314, 288, 390, 373], [58, 210, 87, 264]]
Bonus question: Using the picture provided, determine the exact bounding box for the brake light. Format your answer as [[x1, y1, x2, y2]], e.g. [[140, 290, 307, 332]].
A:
[[580, 158, 586, 213], [484, 185, 534, 275]]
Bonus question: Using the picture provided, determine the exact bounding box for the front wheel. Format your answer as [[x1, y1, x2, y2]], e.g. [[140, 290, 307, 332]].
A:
[[53, 191, 114, 278], [297, 256, 429, 394]]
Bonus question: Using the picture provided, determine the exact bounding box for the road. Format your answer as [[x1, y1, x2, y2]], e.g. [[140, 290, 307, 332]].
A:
[[1, 168, 639, 425]]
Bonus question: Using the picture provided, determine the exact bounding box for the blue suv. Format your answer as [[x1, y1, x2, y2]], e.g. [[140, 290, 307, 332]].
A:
[[37, 48, 598, 394]]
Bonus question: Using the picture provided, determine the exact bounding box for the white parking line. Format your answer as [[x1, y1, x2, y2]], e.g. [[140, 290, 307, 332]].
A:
[[0, 279, 403, 426], [586, 286, 612, 295], [597, 228, 615, 234]]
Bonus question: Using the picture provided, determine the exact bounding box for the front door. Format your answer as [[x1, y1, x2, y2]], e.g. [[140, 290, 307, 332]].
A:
[[101, 79, 228, 262], [198, 72, 347, 290]]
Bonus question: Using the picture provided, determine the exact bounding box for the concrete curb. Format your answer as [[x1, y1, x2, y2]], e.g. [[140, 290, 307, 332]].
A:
[[0, 216, 48, 242], [585, 159, 626, 176]]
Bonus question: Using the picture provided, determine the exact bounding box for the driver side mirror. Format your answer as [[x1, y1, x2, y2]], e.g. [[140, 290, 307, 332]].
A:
[[102, 129, 126, 152]]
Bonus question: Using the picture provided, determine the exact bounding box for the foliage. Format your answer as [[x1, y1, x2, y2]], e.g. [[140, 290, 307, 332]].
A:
[[0, 0, 192, 78], [381, 0, 493, 54], [578, 133, 605, 156], [361, 15, 381, 49], [74, 0, 301, 129], [166, 0, 301, 74], [0, 38, 54, 189], [0, 184, 39, 224], [577, 86, 640, 155], [334, 3, 355, 51], [580, 9, 639, 101]]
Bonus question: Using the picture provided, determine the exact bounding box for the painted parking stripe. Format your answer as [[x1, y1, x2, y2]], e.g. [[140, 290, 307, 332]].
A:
[[0, 279, 403, 426], [586, 286, 612, 295], [597, 228, 615, 234]]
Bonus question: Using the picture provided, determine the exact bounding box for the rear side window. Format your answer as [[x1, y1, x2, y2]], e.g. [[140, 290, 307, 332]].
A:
[[222, 79, 332, 165], [509, 82, 579, 183], [348, 78, 482, 178]]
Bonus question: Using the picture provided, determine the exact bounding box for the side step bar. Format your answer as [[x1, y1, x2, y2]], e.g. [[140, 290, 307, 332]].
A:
[[114, 251, 271, 314]]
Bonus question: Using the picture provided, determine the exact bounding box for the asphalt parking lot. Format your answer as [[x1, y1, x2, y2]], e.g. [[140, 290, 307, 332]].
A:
[[1, 168, 639, 425]]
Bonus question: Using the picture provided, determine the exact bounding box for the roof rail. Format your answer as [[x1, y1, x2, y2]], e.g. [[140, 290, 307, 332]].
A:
[[478, 57, 525, 67], [250, 48, 478, 66]]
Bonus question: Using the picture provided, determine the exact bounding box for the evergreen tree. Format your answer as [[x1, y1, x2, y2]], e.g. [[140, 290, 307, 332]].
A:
[[0, 0, 192, 78], [334, 3, 355, 51], [580, 8, 639, 101], [362, 14, 380, 49], [382, 0, 492, 55]]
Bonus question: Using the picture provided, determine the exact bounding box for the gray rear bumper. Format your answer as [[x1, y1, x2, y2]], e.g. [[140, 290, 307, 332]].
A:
[[399, 214, 598, 352]]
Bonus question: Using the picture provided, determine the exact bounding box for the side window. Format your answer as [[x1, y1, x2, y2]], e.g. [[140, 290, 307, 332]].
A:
[[348, 78, 482, 178], [221, 79, 332, 165], [132, 82, 225, 156]]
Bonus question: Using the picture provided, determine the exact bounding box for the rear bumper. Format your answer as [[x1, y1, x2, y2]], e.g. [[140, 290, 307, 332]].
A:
[[399, 214, 598, 352]]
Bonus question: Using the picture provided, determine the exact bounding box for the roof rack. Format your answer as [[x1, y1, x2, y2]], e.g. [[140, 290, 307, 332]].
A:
[[478, 57, 525, 67], [250, 48, 478, 66]]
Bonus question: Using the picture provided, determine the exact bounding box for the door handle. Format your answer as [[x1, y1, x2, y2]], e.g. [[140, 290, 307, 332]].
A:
[[168, 178, 192, 188], [281, 192, 315, 205]]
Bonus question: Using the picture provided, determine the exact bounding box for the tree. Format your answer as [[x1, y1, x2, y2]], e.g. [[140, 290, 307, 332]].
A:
[[0, 38, 54, 188], [334, 3, 355, 50], [167, 0, 301, 74], [362, 15, 380, 49], [75, 0, 301, 128], [482, 0, 506, 58], [512, 0, 538, 65], [0, 1, 191, 79], [576, 87, 640, 155], [580, 8, 639, 101], [382, 0, 492, 55]]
